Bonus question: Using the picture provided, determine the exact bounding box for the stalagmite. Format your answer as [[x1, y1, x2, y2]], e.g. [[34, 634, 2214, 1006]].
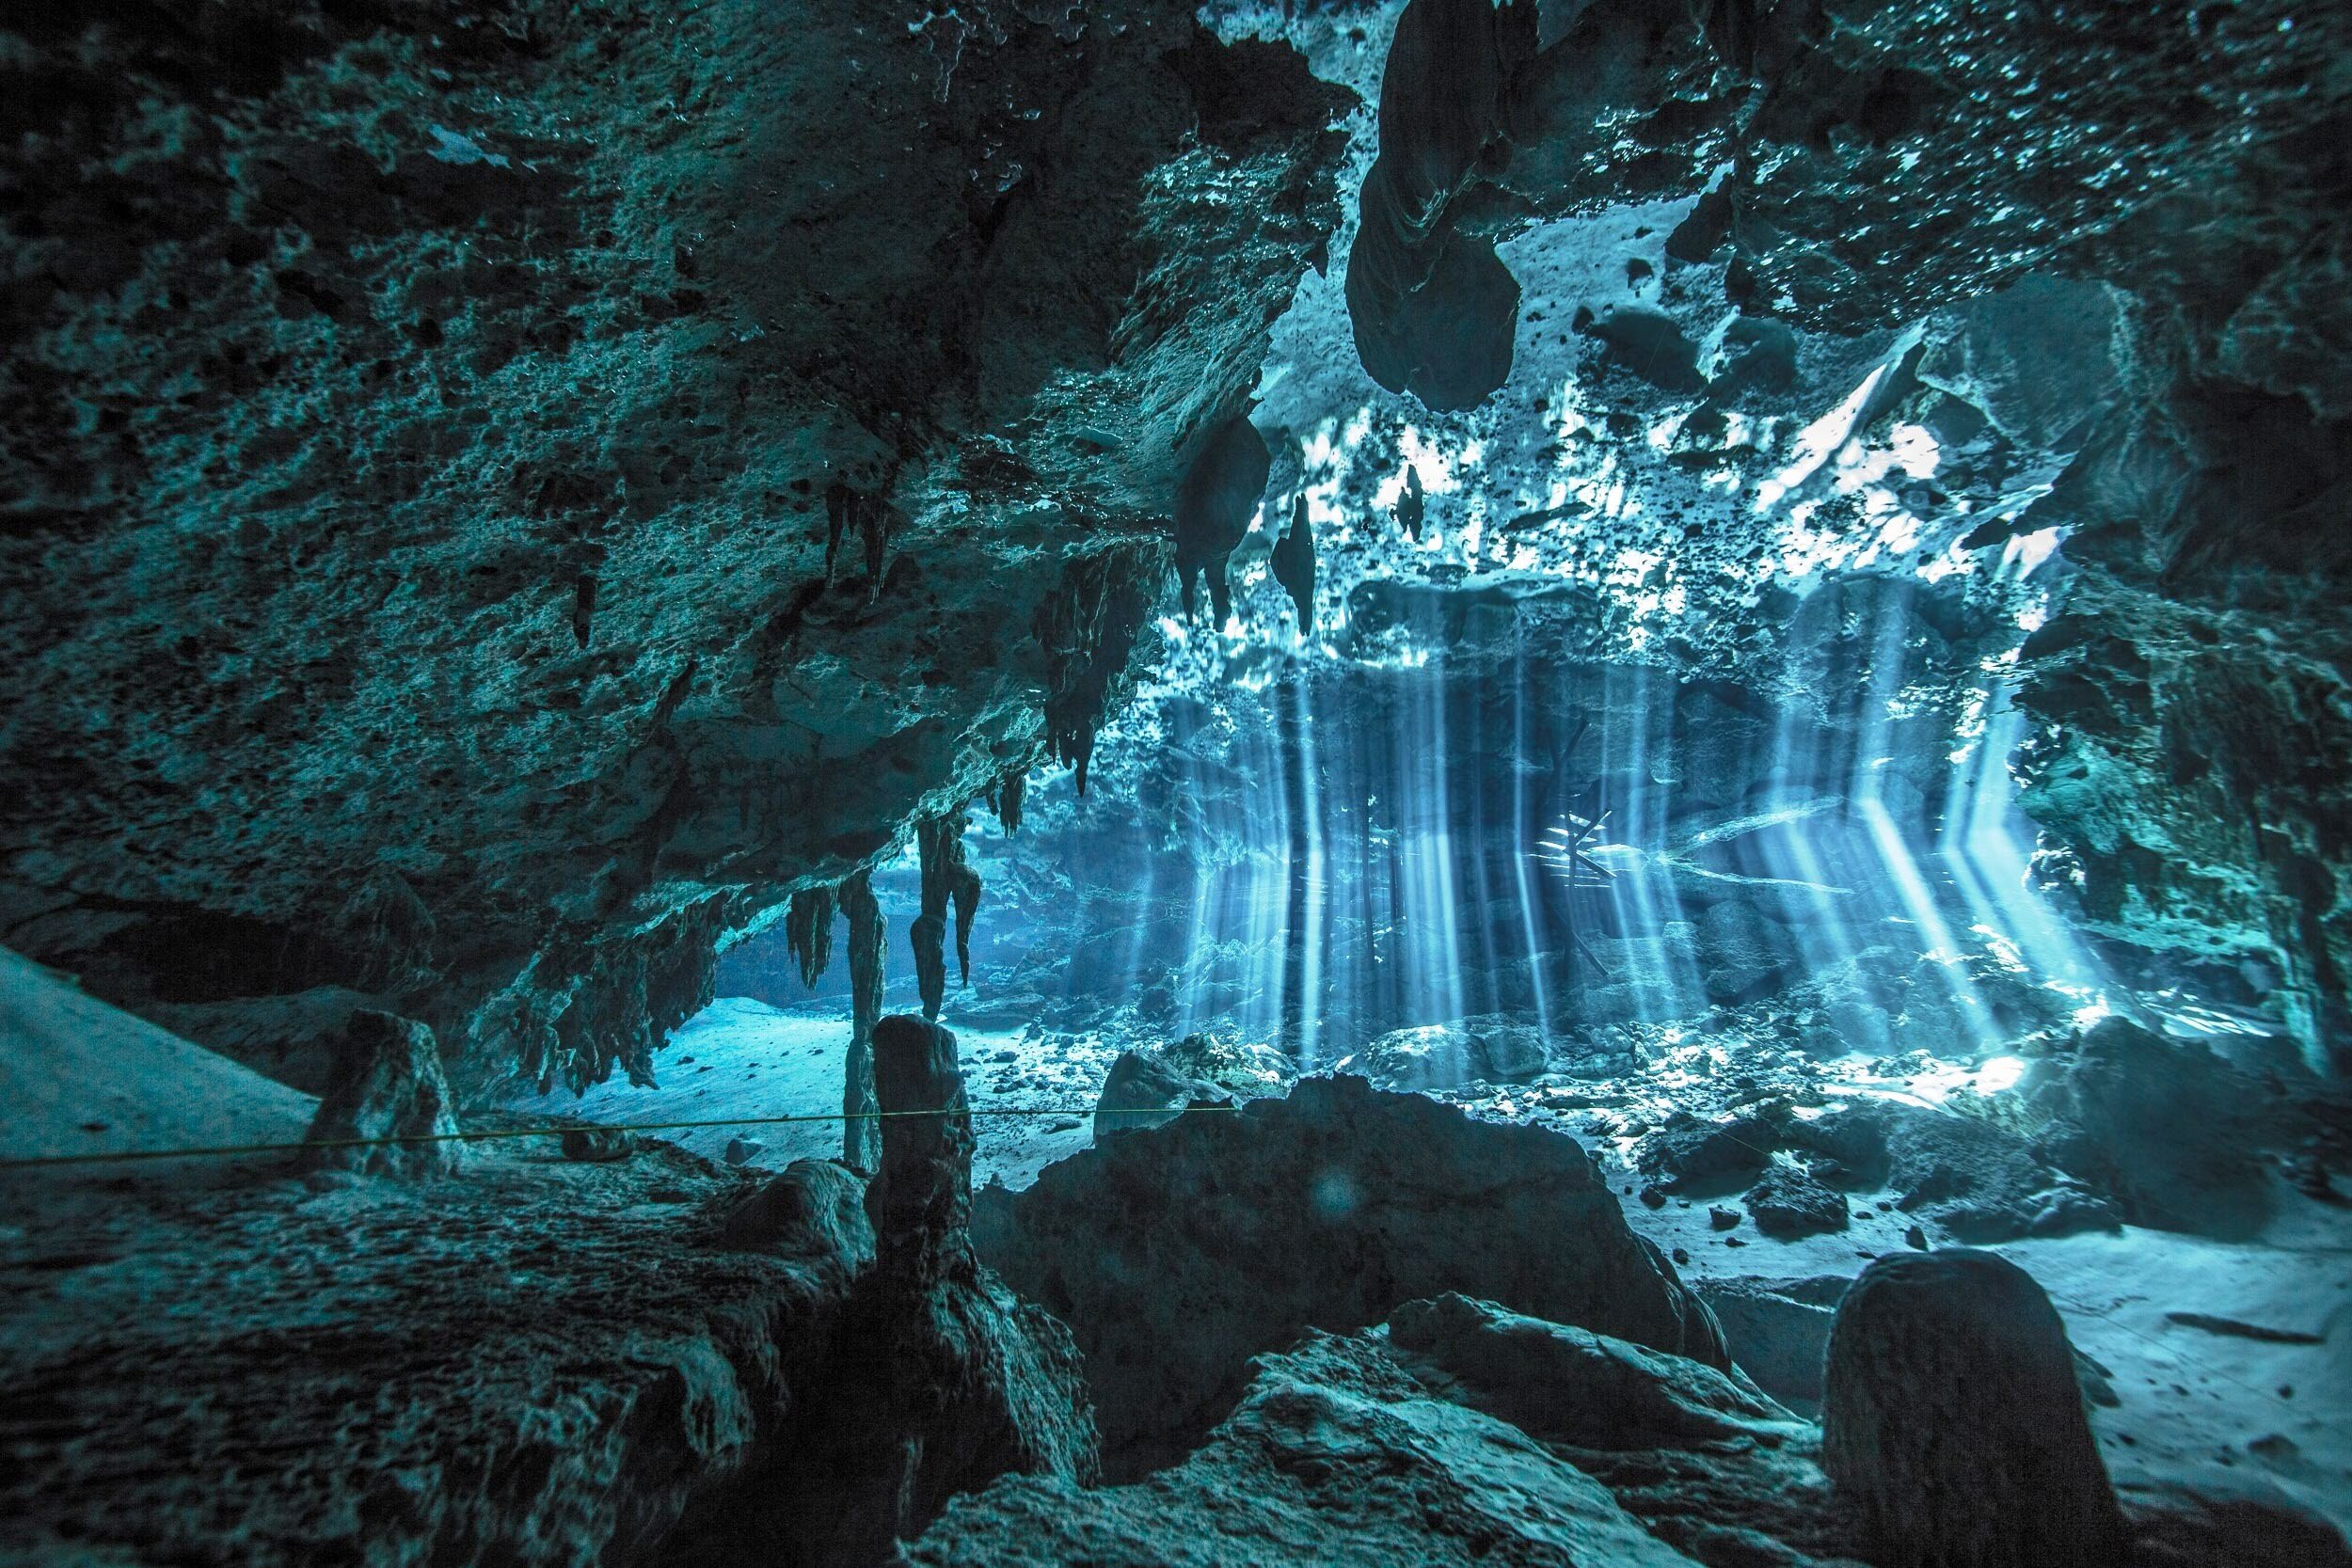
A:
[[911, 808, 982, 1018], [839, 869, 885, 1172], [777, 1015, 1098, 1564], [782, 884, 834, 989]]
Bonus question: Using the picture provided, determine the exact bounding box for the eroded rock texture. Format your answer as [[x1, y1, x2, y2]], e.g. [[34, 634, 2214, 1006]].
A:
[[908, 1317, 1710, 1568], [0, 0, 1353, 1094], [972, 1074, 1727, 1475], [0, 1138, 860, 1567], [298, 1007, 463, 1176]]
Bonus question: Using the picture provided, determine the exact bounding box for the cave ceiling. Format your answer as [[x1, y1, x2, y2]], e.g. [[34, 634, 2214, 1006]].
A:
[[3, 0, 2347, 1084]]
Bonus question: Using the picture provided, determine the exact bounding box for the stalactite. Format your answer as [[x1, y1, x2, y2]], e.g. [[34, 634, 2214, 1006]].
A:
[[839, 868, 885, 1172], [993, 769, 1027, 836], [1271, 491, 1316, 639], [784, 884, 835, 989], [911, 808, 981, 1018]]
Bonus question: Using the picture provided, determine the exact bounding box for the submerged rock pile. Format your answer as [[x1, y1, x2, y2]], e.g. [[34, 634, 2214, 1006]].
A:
[[976, 1075, 1727, 1474]]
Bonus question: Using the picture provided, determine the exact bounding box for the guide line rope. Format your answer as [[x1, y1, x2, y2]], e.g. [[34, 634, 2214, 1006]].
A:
[[0, 1102, 1242, 1171]]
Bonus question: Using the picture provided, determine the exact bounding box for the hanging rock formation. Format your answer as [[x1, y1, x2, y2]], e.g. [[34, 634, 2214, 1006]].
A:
[[911, 809, 984, 1021], [1270, 491, 1317, 638], [1821, 1249, 2125, 1568], [1171, 414, 1273, 626], [784, 885, 835, 990], [838, 869, 885, 1173], [298, 1010, 462, 1177], [1344, 0, 1538, 410], [0, 0, 1355, 1096]]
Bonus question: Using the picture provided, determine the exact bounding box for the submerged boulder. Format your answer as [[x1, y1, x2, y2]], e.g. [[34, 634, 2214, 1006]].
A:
[[1743, 1164, 1851, 1240], [1343, 1019, 1549, 1092], [974, 1075, 1726, 1474], [1788, 1100, 2115, 1242], [298, 1010, 461, 1177], [2032, 1017, 2276, 1240], [1822, 1249, 2123, 1568], [1093, 1049, 1230, 1140]]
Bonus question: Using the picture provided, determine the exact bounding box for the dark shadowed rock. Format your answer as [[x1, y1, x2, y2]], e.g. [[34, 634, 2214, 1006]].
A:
[[299, 1010, 461, 1177], [974, 1074, 1726, 1474], [1788, 1100, 2115, 1242], [1386, 1293, 1794, 1450], [1822, 1249, 2123, 1568], [1743, 1165, 1851, 1240], [1695, 1277, 1839, 1414], [1639, 1114, 1779, 1194], [772, 1015, 1096, 1566], [2032, 1017, 2275, 1239], [558, 1127, 637, 1163], [718, 1156, 874, 1275]]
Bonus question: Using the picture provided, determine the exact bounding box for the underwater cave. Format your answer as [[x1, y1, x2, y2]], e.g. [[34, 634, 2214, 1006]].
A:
[[4, 0, 2350, 1563]]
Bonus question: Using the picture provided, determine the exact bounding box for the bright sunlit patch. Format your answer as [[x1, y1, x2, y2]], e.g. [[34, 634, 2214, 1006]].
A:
[[2002, 525, 2061, 576], [1973, 1054, 2026, 1094]]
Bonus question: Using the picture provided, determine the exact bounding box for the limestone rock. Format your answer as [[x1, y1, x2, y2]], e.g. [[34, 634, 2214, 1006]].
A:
[[1093, 1049, 1229, 1140], [973, 1075, 1727, 1473], [718, 1157, 875, 1275], [907, 1325, 1704, 1568], [1742, 1165, 1851, 1240], [1159, 1033, 1295, 1098], [299, 1010, 461, 1177], [1821, 1249, 2124, 1568], [2032, 1017, 2275, 1239], [558, 1127, 637, 1163], [1788, 1101, 2115, 1243], [773, 1016, 1096, 1565], [1343, 1019, 1550, 1092], [1386, 1293, 1795, 1450], [1695, 1278, 1839, 1414]]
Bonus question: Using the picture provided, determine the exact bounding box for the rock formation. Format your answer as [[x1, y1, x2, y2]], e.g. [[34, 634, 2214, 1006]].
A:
[[911, 810, 984, 1022], [1091, 1048, 1229, 1140], [1821, 1249, 2125, 1568], [973, 1075, 1726, 1474], [771, 1015, 1097, 1566], [0, 0, 1355, 1095], [908, 1317, 1708, 1568], [1171, 413, 1274, 626], [838, 869, 886, 1173], [298, 1008, 462, 1177]]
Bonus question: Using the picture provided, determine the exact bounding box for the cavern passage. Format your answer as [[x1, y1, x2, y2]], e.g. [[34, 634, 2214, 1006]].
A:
[[5, 0, 2352, 1561]]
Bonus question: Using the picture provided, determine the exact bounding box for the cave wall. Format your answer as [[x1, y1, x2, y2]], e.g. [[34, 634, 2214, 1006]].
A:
[[0, 0, 1353, 1092]]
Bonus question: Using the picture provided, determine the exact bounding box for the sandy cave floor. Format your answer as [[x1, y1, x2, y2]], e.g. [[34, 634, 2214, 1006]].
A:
[[518, 992, 2352, 1536]]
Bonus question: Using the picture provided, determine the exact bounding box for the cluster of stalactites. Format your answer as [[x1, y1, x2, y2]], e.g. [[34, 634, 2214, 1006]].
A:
[[987, 769, 1027, 836], [784, 883, 836, 989], [911, 806, 983, 1020], [824, 474, 896, 600]]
